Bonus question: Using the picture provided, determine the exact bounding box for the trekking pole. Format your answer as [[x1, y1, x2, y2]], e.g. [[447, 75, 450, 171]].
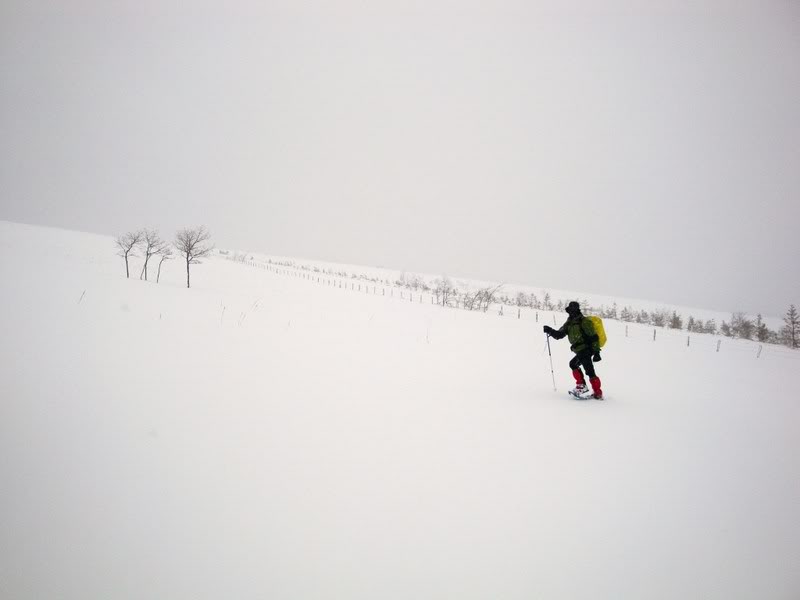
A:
[[546, 334, 557, 391]]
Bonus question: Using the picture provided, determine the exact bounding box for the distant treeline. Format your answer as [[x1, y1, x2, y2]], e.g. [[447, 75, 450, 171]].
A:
[[261, 258, 799, 350]]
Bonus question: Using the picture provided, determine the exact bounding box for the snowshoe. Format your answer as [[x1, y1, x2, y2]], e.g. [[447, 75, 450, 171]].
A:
[[568, 386, 592, 400]]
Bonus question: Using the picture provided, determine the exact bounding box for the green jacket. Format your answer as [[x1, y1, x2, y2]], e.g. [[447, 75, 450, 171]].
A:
[[553, 315, 600, 354]]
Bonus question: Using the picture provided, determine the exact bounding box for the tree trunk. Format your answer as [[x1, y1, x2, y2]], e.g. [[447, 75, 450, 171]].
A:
[[125, 254, 130, 278], [186, 258, 191, 288], [157, 260, 163, 283]]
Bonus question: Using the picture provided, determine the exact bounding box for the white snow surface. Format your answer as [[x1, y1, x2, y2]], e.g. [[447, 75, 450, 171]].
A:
[[1, 221, 799, 600], [230, 251, 786, 328]]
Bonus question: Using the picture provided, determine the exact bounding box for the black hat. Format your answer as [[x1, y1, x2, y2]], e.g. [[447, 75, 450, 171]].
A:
[[566, 301, 581, 316]]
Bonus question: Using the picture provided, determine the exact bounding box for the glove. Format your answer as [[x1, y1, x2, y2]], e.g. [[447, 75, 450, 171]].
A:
[[592, 352, 602, 362], [543, 325, 555, 335]]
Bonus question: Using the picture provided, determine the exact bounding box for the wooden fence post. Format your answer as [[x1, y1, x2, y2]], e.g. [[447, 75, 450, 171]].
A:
[[716, 340, 721, 353]]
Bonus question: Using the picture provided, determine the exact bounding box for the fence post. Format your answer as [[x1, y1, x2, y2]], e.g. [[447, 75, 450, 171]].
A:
[[518, 307, 521, 319], [757, 344, 763, 358], [716, 340, 721, 353], [687, 336, 690, 347], [536, 312, 539, 323], [653, 329, 656, 341]]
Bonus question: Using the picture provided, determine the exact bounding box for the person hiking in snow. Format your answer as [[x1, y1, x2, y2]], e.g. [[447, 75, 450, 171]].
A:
[[543, 301, 604, 399]]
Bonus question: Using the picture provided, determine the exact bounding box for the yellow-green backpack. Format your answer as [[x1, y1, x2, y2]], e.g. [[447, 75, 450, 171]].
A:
[[587, 315, 607, 348]]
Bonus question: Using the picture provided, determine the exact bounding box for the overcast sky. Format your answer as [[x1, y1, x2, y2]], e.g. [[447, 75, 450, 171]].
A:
[[1, 0, 798, 316]]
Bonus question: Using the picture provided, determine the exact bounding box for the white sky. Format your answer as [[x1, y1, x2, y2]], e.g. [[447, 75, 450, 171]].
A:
[[1, 0, 798, 316]]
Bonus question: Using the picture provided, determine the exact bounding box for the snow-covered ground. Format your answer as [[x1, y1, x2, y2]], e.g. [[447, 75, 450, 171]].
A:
[[227, 250, 787, 330], [1, 221, 799, 599]]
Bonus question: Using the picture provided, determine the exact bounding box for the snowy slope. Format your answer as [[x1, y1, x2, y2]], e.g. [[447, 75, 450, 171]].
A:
[[230, 250, 787, 328], [1, 221, 799, 600]]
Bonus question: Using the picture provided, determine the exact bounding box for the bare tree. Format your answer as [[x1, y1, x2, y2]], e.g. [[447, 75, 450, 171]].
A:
[[477, 284, 503, 312], [156, 246, 174, 283], [115, 230, 143, 278], [606, 303, 618, 320], [174, 227, 213, 288], [433, 276, 455, 306], [730, 312, 754, 340], [720, 321, 732, 337], [651, 309, 669, 328], [138, 229, 167, 281], [462, 290, 477, 310], [542, 292, 553, 311]]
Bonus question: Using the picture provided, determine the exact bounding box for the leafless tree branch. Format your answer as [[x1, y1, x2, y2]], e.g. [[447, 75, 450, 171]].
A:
[[156, 245, 174, 283], [114, 230, 143, 279], [174, 227, 213, 288], [138, 229, 167, 281]]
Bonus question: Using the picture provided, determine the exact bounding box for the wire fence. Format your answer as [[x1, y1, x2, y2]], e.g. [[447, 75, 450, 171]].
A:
[[223, 256, 800, 362]]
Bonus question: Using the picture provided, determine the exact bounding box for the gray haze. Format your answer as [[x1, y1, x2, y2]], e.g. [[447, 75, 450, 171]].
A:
[[2, 1, 799, 317]]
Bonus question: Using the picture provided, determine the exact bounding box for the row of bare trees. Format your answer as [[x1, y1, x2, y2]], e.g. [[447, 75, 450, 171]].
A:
[[259, 260, 800, 349], [115, 227, 213, 288]]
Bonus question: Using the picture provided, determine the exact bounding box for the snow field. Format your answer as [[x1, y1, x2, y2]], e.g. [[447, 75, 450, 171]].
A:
[[1, 221, 799, 600]]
